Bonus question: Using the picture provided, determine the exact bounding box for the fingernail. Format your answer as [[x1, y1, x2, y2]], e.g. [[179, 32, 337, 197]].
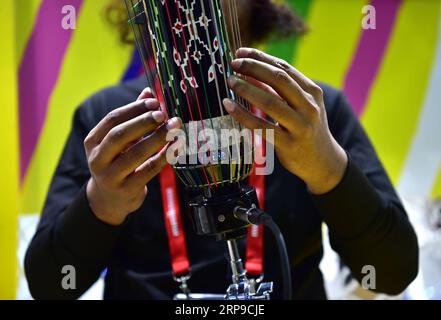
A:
[[145, 99, 160, 110], [141, 87, 152, 96], [236, 48, 247, 57], [223, 98, 236, 113], [231, 59, 243, 69], [236, 48, 249, 58], [152, 111, 165, 123], [227, 75, 238, 87], [166, 117, 182, 130]]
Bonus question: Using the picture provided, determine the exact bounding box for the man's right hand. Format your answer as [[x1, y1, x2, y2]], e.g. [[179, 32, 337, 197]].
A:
[[84, 88, 182, 226]]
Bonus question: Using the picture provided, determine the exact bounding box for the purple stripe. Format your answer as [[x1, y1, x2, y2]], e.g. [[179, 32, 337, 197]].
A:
[[344, 0, 402, 117], [18, 0, 83, 182]]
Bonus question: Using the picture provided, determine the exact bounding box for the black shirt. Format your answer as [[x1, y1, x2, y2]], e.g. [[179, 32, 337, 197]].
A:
[[24, 76, 418, 300]]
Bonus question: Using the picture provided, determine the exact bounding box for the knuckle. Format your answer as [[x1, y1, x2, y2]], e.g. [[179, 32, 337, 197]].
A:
[[83, 134, 94, 150], [275, 58, 291, 72], [256, 50, 267, 61], [248, 48, 260, 58], [105, 110, 120, 126], [108, 127, 125, 142], [273, 70, 290, 82], [309, 84, 323, 97], [304, 92, 317, 105]]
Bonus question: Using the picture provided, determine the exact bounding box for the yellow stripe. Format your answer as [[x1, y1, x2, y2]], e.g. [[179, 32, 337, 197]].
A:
[[15, 0, 43, 66], [361, 0, 441, 185], [20, 0, 133, 213], [294, 0, 368, 88], [432, 165, 441, 199], [0, 0, 19, 299]]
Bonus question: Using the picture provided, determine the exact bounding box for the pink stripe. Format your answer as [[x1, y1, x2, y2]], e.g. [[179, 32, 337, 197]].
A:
[[344, 0, 402, 117], [18, 0, 83, 182]]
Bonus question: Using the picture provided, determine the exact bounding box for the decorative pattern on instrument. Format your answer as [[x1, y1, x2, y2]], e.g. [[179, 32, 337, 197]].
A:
[[125, 0, 254, 188]]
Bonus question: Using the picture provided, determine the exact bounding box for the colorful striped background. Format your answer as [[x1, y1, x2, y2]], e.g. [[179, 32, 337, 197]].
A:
[[1, 0, 441, 298]]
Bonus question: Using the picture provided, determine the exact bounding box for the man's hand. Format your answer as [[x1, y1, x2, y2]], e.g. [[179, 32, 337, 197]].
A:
[[224, 48, 348, 195], [85, 88, 182, 226]]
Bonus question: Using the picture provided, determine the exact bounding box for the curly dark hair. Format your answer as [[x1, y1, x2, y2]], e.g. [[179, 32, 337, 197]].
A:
[[104, 0, 307, 45], [249, 0, 308, 43]]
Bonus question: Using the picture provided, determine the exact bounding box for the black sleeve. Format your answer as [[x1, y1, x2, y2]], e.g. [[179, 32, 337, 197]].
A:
[[24, 105, 124, 300], [311, 91, 419, 295]]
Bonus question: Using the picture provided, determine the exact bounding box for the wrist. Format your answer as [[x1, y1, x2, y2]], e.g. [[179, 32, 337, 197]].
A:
[[86, 178, 127, 226], [306, 142, 348, 195]]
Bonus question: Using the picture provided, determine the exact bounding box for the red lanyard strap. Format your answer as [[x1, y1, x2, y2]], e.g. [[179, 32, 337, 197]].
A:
[[246, 107, 266, 277], [159, 164, 191, 277]]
